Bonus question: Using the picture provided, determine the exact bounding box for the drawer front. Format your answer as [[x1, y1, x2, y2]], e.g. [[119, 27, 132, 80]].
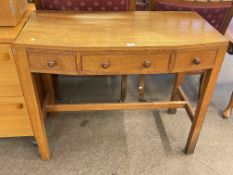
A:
[[28, 50, 77, 75], [0, 45, 23, 97], [81, 54, 170, 75], [0, 97, 33, 137], [173, 50, 217, 72]]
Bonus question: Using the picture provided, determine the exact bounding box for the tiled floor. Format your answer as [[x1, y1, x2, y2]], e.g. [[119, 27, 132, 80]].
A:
[[0, 54, 233, 175]]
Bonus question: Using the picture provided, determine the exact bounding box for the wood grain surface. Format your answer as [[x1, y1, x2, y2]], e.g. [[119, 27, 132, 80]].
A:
[[15, 11, 228, 49]]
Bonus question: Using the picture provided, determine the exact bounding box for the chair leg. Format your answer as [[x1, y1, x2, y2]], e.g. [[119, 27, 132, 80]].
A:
[[227, 43, 233, 55], [223, 92, 233, 118], [120, 75, 128, 102], [168, 73, 185, 114], [139, 74, 146, 102]]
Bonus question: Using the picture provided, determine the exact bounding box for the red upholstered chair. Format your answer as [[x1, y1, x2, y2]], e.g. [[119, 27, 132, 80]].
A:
[[33, 0, 136, 102], [137, 0, 233, 102], [150, 0, 233, 31], [34, 0, 149, 11], [34, 0, 136, 11], [36, 0, 148, 11], [136, 0, 149, 11]]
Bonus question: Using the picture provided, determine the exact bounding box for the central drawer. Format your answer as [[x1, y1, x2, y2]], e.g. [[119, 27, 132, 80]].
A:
[[81, 53, 171, 75]]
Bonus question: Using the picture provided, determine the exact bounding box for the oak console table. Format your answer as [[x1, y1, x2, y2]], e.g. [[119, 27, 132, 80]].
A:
[[14, 11, 228, 160]]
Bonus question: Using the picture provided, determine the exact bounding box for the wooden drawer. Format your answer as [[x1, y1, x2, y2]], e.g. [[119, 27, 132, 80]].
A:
[[81, 53, 170, 75], [28, 50, 77, 75], [173, 50, 217, 72], [0, 96, 33, 137], [0, 44, 23, 97]]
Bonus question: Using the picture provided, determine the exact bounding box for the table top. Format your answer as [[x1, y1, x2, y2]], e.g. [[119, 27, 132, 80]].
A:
[[0, 4, 35, 44], [15, 11, 228, 50]]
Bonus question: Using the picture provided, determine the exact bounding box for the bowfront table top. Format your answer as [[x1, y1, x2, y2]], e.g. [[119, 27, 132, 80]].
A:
[[14, 11, 228, 160], [15, 11, 227, 49]]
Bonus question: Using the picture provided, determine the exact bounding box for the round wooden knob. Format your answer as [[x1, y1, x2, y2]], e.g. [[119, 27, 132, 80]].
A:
[[0, 53, 10, 62], [47, 61, 57, 68], [143, 60, 151, 68], [101, 61, 110, 69], [192, 58, 201, 65], [17, 103, 24, 109]]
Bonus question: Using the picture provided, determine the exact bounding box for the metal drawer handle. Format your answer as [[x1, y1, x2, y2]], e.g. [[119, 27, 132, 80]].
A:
[[143, 60, 151, 68], [192, 57, 201, 65], [0, 53, 10, 62], [47, 61, 57, 68], [101, 61, 110, 69]]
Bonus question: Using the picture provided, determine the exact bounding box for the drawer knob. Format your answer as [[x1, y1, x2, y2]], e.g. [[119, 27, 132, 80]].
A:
[[101, 61, 110, 69], [0, 53, 10, 62], [47, 61, 57, 68], [143, 60, 151, 68], [193, 58, 201, 65], [17, 103, 24, 109]]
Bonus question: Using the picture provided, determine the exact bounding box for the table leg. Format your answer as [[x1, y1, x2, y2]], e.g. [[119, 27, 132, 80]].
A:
[[53, 75, 61, 100], [185, 47, 226, 154], [223, 92, 233, 118], [41, 74, 56, 117], [198, 72, 207, 99], [120, 75, 128, 102], [168, 73, 185, 114], [15, 48, 50, 160]]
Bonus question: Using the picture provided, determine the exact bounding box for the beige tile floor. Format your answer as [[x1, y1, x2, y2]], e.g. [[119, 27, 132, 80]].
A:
[[0, 54, 232, 175]]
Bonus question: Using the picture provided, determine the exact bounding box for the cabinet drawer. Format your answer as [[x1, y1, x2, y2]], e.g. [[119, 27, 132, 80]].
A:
[[0, 97, 33, 137], [173, 50, 217, 72], [28, 50, 77, 75], [0, 45, 23, 97], [81, 53, 170, 75]]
